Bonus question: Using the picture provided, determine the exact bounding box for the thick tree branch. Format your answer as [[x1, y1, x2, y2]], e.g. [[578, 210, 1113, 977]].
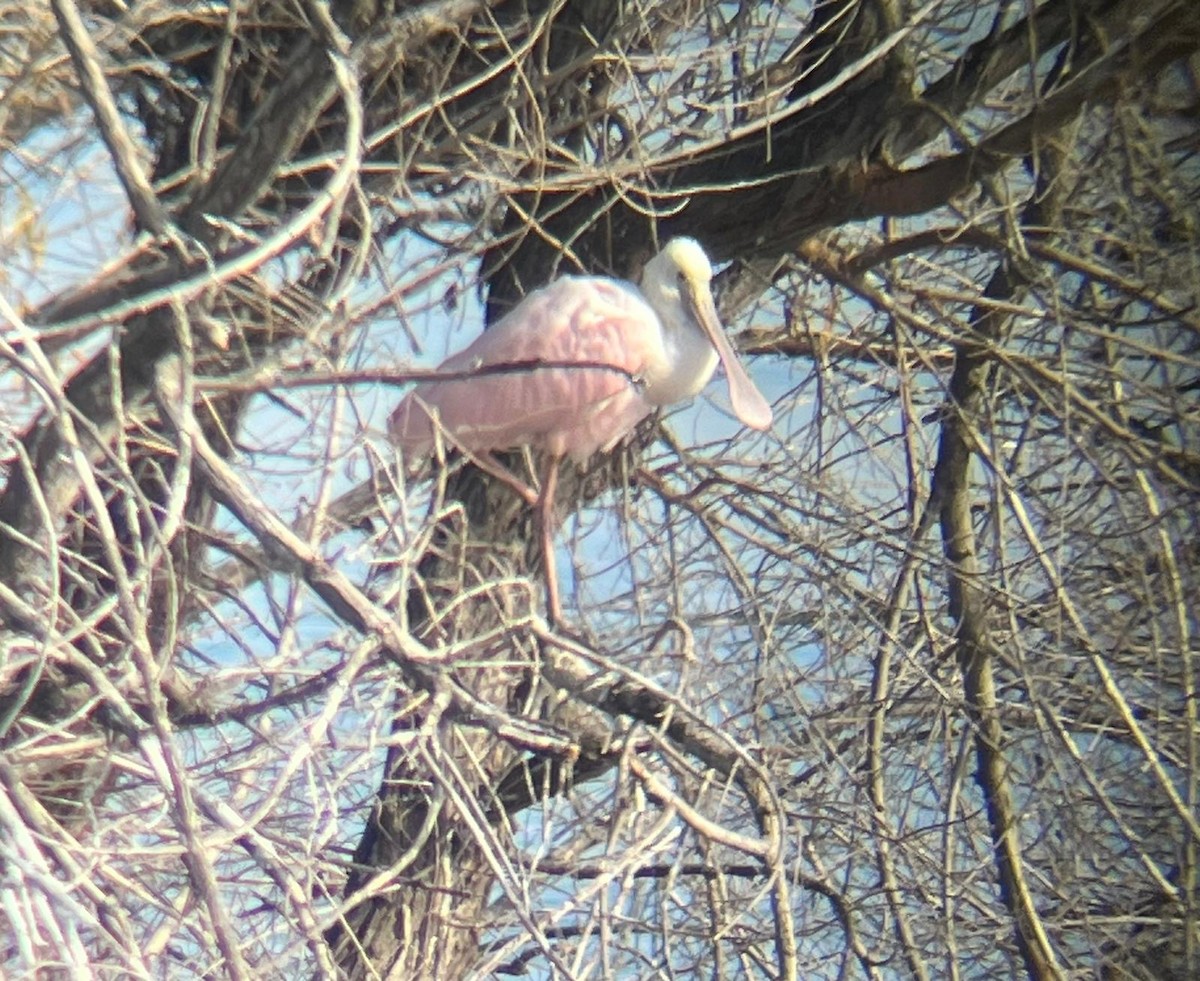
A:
[[930, 145, 1071, 981], [846, 1, 1200, 223]]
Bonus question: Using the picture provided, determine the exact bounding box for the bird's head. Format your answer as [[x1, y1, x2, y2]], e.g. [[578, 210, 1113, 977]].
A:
[[640, 237, 772, 432], [641, 237, 713, 303]]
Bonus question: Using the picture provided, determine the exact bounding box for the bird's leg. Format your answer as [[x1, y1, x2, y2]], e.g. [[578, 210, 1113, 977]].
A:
[[459, 447, 564, 623], [537, 454, 564, 626], [463, 450, 540, 506]]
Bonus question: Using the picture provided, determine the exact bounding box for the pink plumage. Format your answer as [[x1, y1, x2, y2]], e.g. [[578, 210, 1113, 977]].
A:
[[389, 237, 771, 467], [390, 276, 666, 463]]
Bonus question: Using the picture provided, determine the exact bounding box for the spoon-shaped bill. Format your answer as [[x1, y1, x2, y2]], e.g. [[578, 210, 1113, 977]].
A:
[[686, 283, 773, 430]]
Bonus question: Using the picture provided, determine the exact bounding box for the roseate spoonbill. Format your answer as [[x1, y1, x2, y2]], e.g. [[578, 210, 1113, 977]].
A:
[[390, 237, 771, 623]]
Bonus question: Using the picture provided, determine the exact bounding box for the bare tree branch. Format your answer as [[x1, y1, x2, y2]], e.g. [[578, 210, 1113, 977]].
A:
[[49, 0, 169, 237], [2, 0, 1198, 976]]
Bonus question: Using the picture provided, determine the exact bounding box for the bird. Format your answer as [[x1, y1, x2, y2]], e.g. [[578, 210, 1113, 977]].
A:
[[389, 237, 772, 623]]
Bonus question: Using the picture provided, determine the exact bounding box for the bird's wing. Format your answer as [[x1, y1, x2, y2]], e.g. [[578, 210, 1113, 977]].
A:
[[389, 277, 665, 461]]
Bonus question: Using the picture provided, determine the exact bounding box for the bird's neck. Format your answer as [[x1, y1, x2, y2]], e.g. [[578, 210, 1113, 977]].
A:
[[649, 294, 719, 405]]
